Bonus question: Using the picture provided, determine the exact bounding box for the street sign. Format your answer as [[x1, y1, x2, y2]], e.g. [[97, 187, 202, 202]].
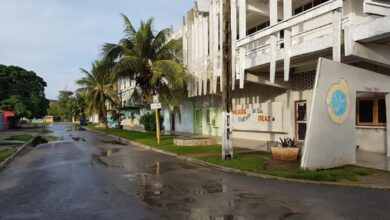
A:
[[150, 103, 162, 110]]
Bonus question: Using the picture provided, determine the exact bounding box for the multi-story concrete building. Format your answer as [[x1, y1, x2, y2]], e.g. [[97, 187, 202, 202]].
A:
[[164, 0, 390, 168], [117, 78, 145, 128]]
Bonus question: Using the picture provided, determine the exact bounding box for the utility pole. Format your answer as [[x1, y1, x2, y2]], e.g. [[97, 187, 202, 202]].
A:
[[222, 0, 233, 159]]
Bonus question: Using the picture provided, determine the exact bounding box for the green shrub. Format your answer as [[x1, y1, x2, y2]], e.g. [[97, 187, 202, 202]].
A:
[[139, 112, 164, 132]]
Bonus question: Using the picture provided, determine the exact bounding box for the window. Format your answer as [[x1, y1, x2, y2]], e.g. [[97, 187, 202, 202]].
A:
[[247, 21, 270, 35], [195, 109, 202, 127], [357, 97, 387, 126], [206, 109, 211, 124], [378, 99, 387, 124], [294, 0, 330, 15]]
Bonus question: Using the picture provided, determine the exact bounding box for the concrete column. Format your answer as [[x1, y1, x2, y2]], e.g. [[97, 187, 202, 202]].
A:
[[270, 0, 278, 25], [333, 8, 342, 62], [269, 0, 278, 83], [270, 34, 277, 83], [210, 1, 214, 94], [386, 94, 390, 157], [239, 47, 245, 88], [212, 0, 219, 94], [202, 15, 208, 95], [231, 0, 237, 90], [183, 19, 188, 66], [238, 0, 246, 39], [283, 0, 292, 81], [219, 0, 223, 92]]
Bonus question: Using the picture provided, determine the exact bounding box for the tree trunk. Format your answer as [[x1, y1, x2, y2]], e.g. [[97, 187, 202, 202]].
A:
[[102, 107, 109, 130], [105, 111, 109, 130]]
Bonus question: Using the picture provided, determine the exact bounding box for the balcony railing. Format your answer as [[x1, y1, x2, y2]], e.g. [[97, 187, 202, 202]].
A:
[[236, 0, 343, 68]]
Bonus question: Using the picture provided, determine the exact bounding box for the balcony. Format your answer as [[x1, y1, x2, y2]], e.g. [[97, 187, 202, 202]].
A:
[[236, 0, 343, 72]]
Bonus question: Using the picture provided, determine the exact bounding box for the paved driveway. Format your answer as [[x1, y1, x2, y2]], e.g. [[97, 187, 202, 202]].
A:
[[0, 124, 389, 219]]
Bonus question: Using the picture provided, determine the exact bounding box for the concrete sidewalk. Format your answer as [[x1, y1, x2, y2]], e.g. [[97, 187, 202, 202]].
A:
[[356, 151, 390, 171]]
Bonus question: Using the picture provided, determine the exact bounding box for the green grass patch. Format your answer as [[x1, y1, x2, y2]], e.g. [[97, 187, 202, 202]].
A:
[[0, 148, 17, 162], [87, 126, 379, 183], [263, 166, 373, 182], [200, 153, 376, 182], [87, 126, 246, 155], [6, 134, 33, 142]]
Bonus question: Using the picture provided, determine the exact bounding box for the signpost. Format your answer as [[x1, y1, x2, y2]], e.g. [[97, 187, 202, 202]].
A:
[[151, 96, 161, 144]]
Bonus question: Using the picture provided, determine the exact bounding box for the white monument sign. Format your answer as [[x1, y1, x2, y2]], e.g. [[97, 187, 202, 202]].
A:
[[301, 58, 390, 170]]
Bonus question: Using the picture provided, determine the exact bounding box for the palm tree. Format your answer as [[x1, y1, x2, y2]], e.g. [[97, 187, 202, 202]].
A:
[[70, 92, 87, 123], [76, 60, 117, 129], [101, 15, 188, 112]]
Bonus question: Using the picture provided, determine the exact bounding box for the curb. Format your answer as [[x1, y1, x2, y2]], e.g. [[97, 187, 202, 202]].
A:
[[85, 127, 390, 190], [0, 130, 43, 171]]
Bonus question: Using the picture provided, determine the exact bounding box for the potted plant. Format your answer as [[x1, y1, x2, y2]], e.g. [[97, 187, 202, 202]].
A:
[[271, 137, 301, 161]]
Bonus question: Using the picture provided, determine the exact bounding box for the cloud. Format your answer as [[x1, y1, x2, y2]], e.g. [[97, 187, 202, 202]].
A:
[[0, 0, 193, 99]]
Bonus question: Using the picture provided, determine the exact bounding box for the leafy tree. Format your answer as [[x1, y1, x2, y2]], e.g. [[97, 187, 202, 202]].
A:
[[46, 91, 75, 121], [0, 65, 49, 119], [76, 60, 118, 129], [47, 101, 62, 121], [102, 15, 188, 112], [0, 95, 31, 118], [57, 90, 74, 121]]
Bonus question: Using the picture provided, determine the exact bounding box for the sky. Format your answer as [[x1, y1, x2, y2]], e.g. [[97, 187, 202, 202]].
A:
[[0, 0, 194, 100]]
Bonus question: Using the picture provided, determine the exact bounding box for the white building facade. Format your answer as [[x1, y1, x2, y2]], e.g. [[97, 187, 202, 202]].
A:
[[165, 0, 390, 168]]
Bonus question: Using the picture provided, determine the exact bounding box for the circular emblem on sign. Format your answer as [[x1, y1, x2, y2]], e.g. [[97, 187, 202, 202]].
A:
[[326, 79, 351, 125]]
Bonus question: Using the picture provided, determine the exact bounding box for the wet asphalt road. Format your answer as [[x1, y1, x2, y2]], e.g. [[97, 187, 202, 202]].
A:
[[0, 124, 389, 220]]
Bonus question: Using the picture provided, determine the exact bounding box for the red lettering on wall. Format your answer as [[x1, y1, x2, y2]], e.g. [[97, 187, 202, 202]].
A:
[[257, 115, 271, 122], [233, 109, 247, 115]]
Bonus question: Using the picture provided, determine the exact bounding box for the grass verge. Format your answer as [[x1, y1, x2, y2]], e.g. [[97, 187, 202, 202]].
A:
[[200, 152, 376, 182], [87, 126, 386, 183], [6, 134, 34, 142], [0, 148, 17, 163], [87, 127, 231, 155]]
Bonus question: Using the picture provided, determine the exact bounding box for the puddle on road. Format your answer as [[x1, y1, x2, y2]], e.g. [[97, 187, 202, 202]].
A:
[[100, 148, 121, 157], [137, 182, 167, 208], [72, 137, 86, 142], [148, 161, 197, 175], [91, 154, 109, 166], [69, 125, 86, 132], [238, 193, 265, 200], [90, 148, 122, 166], [102, 140, 126, 145], [196, 181, 228, 195], [31, 136, 49, 147], [190, 208, 243, 220]]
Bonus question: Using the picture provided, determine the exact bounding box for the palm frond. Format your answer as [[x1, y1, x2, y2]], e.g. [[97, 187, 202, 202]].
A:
[[121, 13, 136, 37], [153, 60, 187, 89], [112, 55, 140, 79]]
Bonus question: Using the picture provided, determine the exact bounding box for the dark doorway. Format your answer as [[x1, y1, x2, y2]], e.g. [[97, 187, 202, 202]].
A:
[[171, 113, 175, 131], [295, 101, 307, 141]]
